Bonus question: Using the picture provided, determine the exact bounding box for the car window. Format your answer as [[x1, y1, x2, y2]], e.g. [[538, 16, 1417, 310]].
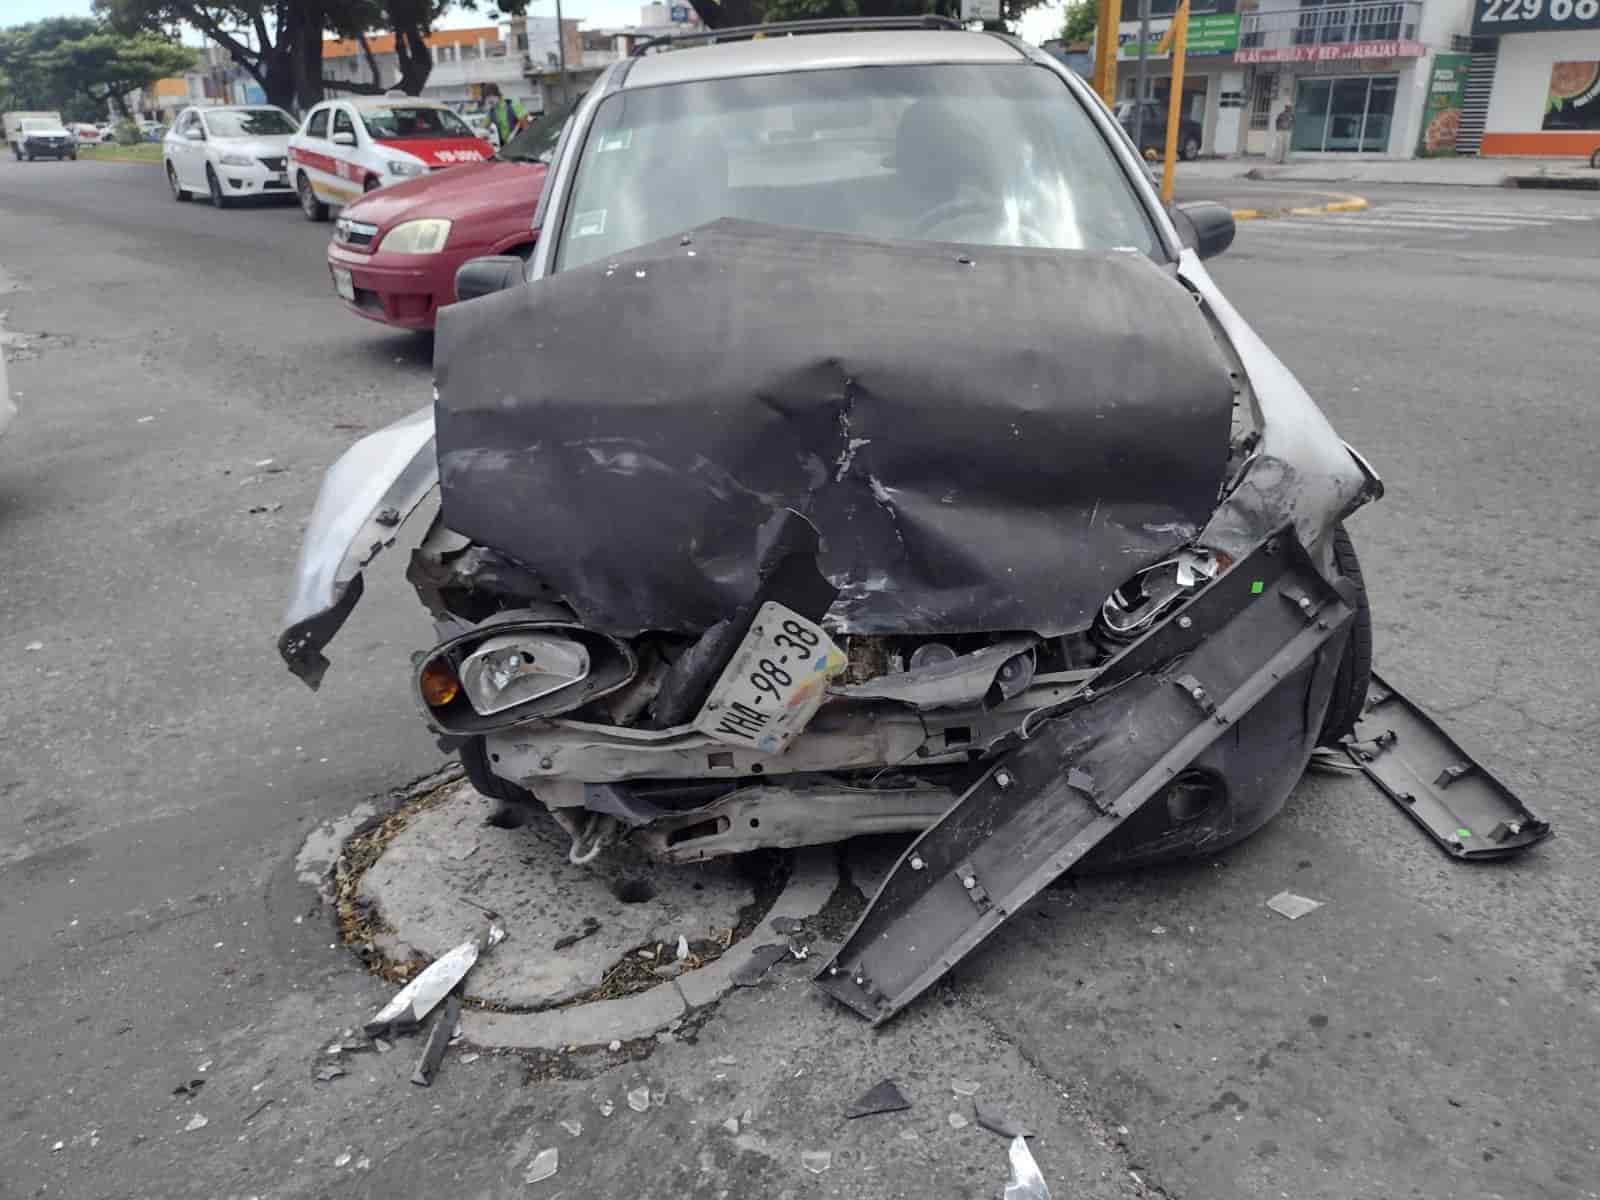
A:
[[181, 111, 202, 137], [360, 105, 472, 140], [555, 63, 1157, 272], [306, 107, 330, 139], [333, 108, 355, 139], [499, 94, 583, 165], [206, 109, 298, 138]]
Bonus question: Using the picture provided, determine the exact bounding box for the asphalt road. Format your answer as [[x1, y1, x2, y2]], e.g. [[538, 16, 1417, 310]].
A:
[[2, 158, 1598, 1200]]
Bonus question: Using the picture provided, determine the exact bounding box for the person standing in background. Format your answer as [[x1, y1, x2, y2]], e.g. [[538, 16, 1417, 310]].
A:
[[484, 83, 527, 147]]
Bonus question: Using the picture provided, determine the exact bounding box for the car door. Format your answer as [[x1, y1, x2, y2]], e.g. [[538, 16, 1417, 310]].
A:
[[331, 105, 365, 193], [296, 105, 337, 202], [176, 110, 205, 189]]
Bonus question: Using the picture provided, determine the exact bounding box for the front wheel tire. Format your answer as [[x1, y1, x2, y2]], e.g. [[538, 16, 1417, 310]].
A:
[[1318, 523, 1373, 745], [167, 162, 190, 202], [297, 172, 328, 222]]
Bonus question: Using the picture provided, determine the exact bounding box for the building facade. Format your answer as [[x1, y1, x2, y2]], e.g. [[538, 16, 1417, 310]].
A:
[[1471, 2, 1600, 157]]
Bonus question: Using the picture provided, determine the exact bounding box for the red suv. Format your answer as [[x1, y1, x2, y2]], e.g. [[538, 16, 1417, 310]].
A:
[[325, 105, 568, 331]]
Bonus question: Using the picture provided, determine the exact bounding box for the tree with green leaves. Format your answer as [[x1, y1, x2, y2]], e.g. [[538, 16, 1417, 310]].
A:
[[97, 0, 530, 112], [0, 17, 195, 120], [1058, 0, 1096, 43]]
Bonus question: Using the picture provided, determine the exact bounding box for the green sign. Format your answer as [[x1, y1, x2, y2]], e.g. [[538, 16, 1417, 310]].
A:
[[1118, 13, 1240, 58], [1416, 52, 1472, 157]]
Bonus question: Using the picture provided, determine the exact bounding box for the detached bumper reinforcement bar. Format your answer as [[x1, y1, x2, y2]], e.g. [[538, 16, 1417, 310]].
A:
[[815, 530, 1357, 1025]]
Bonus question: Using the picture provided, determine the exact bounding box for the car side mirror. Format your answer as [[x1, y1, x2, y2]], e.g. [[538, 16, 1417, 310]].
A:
[[454, 255, 525, 302], [332, 130, 357, 147], [1171, 200, 1236, 261]]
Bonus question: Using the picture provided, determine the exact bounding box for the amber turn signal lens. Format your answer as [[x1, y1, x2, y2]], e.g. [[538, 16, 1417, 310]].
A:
[[420, 658, 461, 708]]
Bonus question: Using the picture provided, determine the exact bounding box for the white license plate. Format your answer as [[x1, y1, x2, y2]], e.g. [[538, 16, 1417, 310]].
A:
[[332, 267, 355, 302], [692, 601, 845, 754]]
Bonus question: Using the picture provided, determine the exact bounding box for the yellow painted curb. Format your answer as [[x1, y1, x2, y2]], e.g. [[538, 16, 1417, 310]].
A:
[[1231, 192, 1370, 220]]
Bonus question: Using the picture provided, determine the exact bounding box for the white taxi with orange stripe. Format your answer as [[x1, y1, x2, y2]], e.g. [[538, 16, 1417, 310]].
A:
[[288, 95, 494, 222]]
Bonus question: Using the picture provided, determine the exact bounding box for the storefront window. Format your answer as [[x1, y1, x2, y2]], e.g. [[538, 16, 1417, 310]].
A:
[[1291, 74, 1397, 152]]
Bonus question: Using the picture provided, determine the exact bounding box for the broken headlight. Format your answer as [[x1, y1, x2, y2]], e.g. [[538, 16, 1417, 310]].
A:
[[460, 633, 590, 716], [415, 617, 636, 734], [1098, 549, 1222, 643]]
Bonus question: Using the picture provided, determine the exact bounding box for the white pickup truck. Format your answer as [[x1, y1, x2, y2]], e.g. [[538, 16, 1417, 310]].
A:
[[4, 112, 77, 161]]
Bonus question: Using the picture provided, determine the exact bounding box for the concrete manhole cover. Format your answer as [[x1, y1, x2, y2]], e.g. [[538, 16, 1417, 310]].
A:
[[359, 782, 758, 1007], [317, 776, 840, 1050]]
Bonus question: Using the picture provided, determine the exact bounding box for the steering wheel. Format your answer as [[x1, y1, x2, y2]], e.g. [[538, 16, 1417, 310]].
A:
[[910, 197, 1053, 248]]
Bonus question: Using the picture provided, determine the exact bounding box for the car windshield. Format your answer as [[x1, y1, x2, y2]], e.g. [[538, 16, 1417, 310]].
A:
[[556, 63, 1155, 270], [498, 97, 580, 164], [21, 119, 59, 131], [206, 109, 297, 138], [360, 106, 472, 139]]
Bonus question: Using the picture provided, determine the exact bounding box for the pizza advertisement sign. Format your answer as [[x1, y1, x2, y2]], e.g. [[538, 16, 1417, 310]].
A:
[[1417, 52, 1471, 156], [1542, 61, 1600, 131]]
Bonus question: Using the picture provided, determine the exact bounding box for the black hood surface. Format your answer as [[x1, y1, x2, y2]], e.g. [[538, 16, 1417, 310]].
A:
[[434, 220, 1234, 637]]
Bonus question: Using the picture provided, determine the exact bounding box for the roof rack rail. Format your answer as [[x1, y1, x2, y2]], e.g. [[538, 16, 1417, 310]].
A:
[[630, 15, 963, 57]]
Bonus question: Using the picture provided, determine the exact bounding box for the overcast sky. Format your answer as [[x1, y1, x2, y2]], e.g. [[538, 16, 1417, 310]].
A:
[[6, 0, 1060, 46]]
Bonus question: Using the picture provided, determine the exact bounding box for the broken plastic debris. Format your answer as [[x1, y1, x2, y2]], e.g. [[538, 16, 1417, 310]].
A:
[[458, 1052, 480, 1064], [24, 641, 43, 652], [948, 1112, 970, 1129], [721, 1116, 740, 1135], [974, 1100, 1034, 1140], [560, 1118, 583, 1137], [366, 936, 479, 1036], [334, 1150, 352, 1168], [315, 1066, 346, 1083], [524, 1147, 559, 1183], [732, 943, 789, 987], [846, 1079, 912, 1120], [599, 1100, 615, 1117], [356, 1156, 371, 1170], [487, 922, 507, 948], [676, 935, 690, 961], [712, 1055, 737, 1066], [1266, 891, 1323, 920], [172, 1079, 205, 1097], [627, 1087, 650, 1113], [183, 1114, 209, 1133], [373, 1038, 392, 1054], [410, 995, 461, 1087], [801, 1150, 832, 1174], [607, 1040, 622, 1052], [1004, 1135, 1051, 1200], [51, 1140, 64, 1152], [899, 1129, 920, 1142], [952, 1079, 981, 1097]]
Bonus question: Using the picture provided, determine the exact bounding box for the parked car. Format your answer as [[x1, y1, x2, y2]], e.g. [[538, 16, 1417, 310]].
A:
[[323, 102, 568, 330], [163, 105, 299, 207], [289, 96, 494, 220], [1116, 98, 1203, 161], [6, 113, 75, 160], [277, 20, 1543, 1027], [141, 121, 167, 142]]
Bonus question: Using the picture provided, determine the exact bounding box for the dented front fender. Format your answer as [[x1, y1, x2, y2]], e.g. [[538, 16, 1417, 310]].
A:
[[278, 407, 438, 688]]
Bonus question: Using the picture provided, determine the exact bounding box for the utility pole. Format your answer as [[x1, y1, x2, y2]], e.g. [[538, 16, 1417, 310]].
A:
[[554, 0, 567, 109], [1091, 0, 1120, 107], [1133, 0, 1150, 154]]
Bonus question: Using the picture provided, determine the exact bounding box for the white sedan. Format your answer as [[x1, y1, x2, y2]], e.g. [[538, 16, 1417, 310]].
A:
[[287, 96, 493, 221], [163, 105, 299, 207]]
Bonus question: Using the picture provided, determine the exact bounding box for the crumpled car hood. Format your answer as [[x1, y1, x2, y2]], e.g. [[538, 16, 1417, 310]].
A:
[[433, 220, 1236, 638]]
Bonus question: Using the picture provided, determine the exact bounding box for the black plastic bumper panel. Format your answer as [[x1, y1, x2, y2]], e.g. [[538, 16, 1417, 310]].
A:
[[1341, 674, 1551, 860], [814, 531, 1356, 1024]]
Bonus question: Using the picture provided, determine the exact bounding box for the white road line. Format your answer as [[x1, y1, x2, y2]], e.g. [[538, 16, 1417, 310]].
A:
[[1313, 217, 1520, 231], [1379, 206, 1594, 221], [1368, 211, 1565, 226]]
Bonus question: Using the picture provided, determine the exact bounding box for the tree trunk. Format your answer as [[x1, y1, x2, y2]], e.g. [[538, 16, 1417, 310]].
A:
[[286, 0, 326, 109], [392, 23, 433, 96]]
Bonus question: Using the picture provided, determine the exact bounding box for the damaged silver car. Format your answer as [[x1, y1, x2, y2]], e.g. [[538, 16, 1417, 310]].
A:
[[279, 18, 1548, 1024]]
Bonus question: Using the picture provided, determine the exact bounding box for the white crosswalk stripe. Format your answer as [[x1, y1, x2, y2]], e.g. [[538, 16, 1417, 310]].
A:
[[1239, 199, 1596, 247]]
